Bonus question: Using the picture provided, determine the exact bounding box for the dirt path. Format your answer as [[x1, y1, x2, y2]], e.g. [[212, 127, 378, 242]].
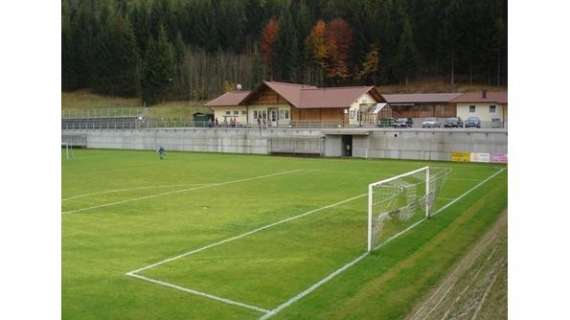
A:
[[406, 210, 507, 320]]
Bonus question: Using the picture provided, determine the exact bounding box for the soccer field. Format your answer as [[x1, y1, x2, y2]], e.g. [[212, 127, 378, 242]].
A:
[[62, 149, 507, 320]]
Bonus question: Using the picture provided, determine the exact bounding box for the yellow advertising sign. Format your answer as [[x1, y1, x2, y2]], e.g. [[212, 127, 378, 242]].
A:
[[451, 152, 471, 162]]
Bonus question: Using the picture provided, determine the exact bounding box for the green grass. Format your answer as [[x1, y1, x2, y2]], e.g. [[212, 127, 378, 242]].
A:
[[62, 150, 507, 319], [62, 90, 211, 119], [62, 90, 141, 110]]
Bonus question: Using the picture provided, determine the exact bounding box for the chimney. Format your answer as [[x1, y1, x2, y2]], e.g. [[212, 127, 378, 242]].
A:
[[482, 89, 487, 98]]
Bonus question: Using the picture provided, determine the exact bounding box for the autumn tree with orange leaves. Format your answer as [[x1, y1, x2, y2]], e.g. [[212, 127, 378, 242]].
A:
[[324, 18, 353, 81], [305, 18, 354, 83], [260, 17, 279, 76], [305, 19, 328, 69]]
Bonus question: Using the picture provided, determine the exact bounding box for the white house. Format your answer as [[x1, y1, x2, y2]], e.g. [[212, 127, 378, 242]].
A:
[[452, 90, 508, 127]]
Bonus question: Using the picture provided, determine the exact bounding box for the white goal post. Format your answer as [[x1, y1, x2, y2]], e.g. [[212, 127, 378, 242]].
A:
[[62, 142, 74, 160], [367, 166, 450, 252]]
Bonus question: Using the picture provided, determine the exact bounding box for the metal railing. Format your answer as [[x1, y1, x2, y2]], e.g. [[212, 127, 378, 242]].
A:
[[62, 107, 145, 119], [62, 117, 507, 130]]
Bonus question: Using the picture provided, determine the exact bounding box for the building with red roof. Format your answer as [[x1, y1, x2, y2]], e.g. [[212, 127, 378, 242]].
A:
[[205, 81, 388, 127]]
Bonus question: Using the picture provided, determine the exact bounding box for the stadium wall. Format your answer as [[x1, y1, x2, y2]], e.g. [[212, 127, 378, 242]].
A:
[[62, 128, 507, 162]]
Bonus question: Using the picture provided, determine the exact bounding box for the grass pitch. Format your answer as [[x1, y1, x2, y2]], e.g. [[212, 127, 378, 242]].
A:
[[62, 149, 507, 319]]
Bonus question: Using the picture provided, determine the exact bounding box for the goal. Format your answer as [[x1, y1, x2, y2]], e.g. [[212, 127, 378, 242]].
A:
[[62, 142, 74, 160], [367, 166, 450, 252]]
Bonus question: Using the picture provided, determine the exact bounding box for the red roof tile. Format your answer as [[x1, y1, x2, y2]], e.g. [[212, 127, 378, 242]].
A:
[[451, 91, 508, 104], [207, 81, 383, 109], [262, 81, 381, 108], [205, 90, 251, 106], [382, 93, 462, 104]]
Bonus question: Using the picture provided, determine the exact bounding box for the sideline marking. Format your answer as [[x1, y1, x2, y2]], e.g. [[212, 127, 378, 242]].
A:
[[127, 193, 367, 275], [62, 169, 303, 214], [126, 273, 270, 314], [63, 183, 212, 201], [260, 168, 505, 319]]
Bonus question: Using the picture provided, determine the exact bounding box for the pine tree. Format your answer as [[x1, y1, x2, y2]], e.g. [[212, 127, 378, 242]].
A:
[[110, 15, 140, 96], [396, 18, 418, 86], [273, 9, 300, 81], [141, 26, 175, 105]]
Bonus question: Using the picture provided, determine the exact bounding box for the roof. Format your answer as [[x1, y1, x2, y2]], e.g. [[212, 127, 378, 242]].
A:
[[205, 90, 251, 106], [451, 91, 508, 104], [382, 93, 462, 105], [243, 81, 383, 109]]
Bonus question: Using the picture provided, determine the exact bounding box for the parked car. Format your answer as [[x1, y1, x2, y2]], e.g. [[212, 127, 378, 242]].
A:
[[490, 118, 503, 128], [394, 117, 413, 128], [464, 116, 481, 128], [421, 118, 441, 128], [443, 117, 463, 128]]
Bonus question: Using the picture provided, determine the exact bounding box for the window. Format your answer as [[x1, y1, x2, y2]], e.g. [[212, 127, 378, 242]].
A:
[[279, 110, 289, 120], [233, 111, 239, 115], [225, 111, 231, 115], [469, 105, 476, 113], [284, 110, 289, 119], [489, 105, 496, 113], [253, 111, 258, 119]]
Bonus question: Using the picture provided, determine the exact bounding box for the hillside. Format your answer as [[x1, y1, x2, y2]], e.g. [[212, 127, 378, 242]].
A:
[[62, 90, 210, 120]]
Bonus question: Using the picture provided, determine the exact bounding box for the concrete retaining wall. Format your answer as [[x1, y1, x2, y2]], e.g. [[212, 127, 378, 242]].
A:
[[63, 127, 507, 162]]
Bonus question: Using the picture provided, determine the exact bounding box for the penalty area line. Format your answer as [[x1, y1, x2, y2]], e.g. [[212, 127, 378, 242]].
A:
[[127, 192, 367, 275], [260, 167, 505, 319], [126, 272, 270, 314], [62, 169, 303, 214]]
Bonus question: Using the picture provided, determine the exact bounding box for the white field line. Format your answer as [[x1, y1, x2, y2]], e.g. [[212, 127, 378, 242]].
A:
[[126, 273, 270, 314], [260, 167, 505, 320], [62, 169, 303, 214], [259, 252, 369, 320], [62, 183, 213, 201], [127, 193, 367, 275]]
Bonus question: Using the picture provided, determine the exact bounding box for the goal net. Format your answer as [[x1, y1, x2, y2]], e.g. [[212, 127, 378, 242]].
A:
[[367, 166, 451, 251]]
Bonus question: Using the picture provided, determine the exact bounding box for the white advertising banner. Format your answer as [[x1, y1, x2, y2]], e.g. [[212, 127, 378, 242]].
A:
[[470, 152, 491, 163]]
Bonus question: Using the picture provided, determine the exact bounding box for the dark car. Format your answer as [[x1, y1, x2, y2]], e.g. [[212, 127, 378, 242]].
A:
[[443, 117, 463, 128], [394, 118, 413, 128], [464, 116, 481, 128], [421, 117, 441, 128]]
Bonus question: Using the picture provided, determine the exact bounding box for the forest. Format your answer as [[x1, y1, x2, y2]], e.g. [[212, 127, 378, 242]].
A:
[[62, 0, 507, 105]]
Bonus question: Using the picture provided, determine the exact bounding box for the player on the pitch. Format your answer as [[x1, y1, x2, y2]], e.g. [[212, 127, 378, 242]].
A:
[[158, 146, 167, 160]]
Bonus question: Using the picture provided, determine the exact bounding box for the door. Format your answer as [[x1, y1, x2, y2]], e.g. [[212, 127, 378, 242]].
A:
[[342, 135, 353, 156], [269, 108, 278, 127]]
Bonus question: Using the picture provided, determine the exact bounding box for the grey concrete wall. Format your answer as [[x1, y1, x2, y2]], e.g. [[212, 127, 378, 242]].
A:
[[347, 129, 507, 161], [63, 127, 507, 162]]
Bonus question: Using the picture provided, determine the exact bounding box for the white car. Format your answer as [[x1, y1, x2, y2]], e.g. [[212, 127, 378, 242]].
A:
[[421, 118, 441, 128]]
